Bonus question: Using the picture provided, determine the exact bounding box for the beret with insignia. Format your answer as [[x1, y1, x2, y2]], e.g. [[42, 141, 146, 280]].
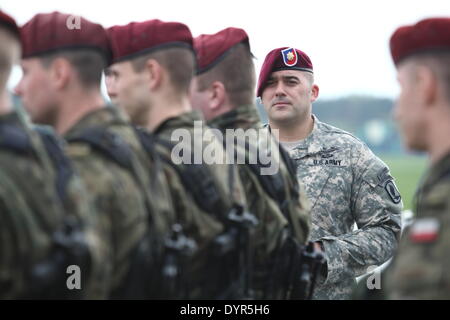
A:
[[257, 47, 313, 97], [20, 12, 111, 63]]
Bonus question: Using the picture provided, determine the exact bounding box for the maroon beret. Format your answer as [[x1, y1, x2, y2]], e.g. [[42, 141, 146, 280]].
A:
[[0, 10, 19, 38], [257, 47, 313, 97], [107, 19, 193, 63], [193, 27, 250, 74], [390, 18, 450, 65], [20, 12, 111, 62]]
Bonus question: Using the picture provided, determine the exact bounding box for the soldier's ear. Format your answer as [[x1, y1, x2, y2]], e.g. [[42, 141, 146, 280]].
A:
[[144, 58, 163, 91], [49, 57, 71, 90], [209, 81, 226, 110], [310, 84, 319, 103], [416, 65, 438, 109]]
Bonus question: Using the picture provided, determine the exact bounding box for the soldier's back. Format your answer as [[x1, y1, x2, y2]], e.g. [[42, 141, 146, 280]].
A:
[[152, 110, 250, 299], [0, 111, 101, 299], [63, 107, 151, 298], [95, 107, 176, 299]]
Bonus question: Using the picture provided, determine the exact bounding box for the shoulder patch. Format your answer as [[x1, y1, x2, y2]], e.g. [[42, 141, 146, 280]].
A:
[[385, 180, 402, 204]]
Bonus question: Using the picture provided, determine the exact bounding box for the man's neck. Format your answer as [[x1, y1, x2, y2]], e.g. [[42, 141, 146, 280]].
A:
[[210, 100, 235, 120], [146, 93, 192, 132], [428, 110, 450, 166], [270, 114, 314, 142], [0, 90, 13, 115], [55, 89, 105, 135]]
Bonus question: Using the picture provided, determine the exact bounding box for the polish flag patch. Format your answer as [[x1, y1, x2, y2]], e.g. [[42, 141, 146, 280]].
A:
[[409, 218, 440, 243]]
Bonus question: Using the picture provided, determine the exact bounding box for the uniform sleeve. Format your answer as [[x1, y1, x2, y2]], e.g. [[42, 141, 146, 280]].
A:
[[383, 181, 450, 299], [319, 146, 402, 284], [292, 181, 311, 244]]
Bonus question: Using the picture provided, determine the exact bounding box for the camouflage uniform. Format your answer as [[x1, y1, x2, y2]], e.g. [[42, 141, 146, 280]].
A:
[[283, 114, 402, 300], [0, 110, 103, 299], [208, 105, 310, 298], [63, 106, 156, 298], [94, 106, 175, 298], [153, 110, 248, 299], [382, 152, 450, 299]]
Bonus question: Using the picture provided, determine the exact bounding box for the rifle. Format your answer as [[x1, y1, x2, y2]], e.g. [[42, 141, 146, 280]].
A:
[[24, 216, 92, 299], [289, 241, 326, 300], [162, 223, 197, 299], [213, 204, 258, 300]]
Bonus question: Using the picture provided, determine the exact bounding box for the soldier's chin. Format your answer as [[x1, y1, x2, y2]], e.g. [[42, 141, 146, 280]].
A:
[[270, 110, 292, 122], [28, 111, 53, 127], [403, 136, 427, 153]]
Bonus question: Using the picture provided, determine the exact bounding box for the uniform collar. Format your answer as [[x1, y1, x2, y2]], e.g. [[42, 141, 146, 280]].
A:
[[294, 114, 322, 153], [64, 106, 127, 139], [266, 114, 339, 159], [153, 110, 203, 136], [423, 151, 450, 189], [414, 151, 450, 214], [0, 109, 23, 125], [273, 114, 328, 159], [207, 104, 261, 132]]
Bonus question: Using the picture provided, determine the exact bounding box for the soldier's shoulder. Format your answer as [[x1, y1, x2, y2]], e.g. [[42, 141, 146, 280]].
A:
[[0, 125, 45, 174], [316, 120, 367, 151], [421, 178, 450, 214], [320, 120, 381, 154], [316, 120, 392, 179]]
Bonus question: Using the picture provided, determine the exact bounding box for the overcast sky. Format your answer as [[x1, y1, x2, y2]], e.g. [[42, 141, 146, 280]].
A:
[[2, 0, 450, 100]]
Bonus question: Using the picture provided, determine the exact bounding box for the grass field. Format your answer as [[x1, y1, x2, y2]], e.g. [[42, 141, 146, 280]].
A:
[[380, 154, 428, 211]]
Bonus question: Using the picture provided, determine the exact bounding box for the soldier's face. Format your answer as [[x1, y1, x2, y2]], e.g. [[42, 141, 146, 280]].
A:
[[394, 61, 428, 151], [261, 70, 319, 125], [107, 61, 149, 126], [0, 29, 20, 92], [15, 58, 58, 125], [104, 67, 118, 105]]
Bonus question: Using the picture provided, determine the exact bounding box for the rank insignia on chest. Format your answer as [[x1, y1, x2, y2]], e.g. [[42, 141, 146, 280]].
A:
[[409, 217, 440, 243]]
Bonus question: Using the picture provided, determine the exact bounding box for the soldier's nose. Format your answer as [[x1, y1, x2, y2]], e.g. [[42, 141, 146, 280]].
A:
[[274, 83, 286, 97]]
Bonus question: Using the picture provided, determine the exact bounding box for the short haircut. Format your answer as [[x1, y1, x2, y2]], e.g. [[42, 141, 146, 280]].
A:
[[130, 47, 195, 95], [412, 51, 450, 105], [303, 71, 314, 86], [40, 49, 107, 89], [196, 43, 255, 107], [0, 28, 20, 90]]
